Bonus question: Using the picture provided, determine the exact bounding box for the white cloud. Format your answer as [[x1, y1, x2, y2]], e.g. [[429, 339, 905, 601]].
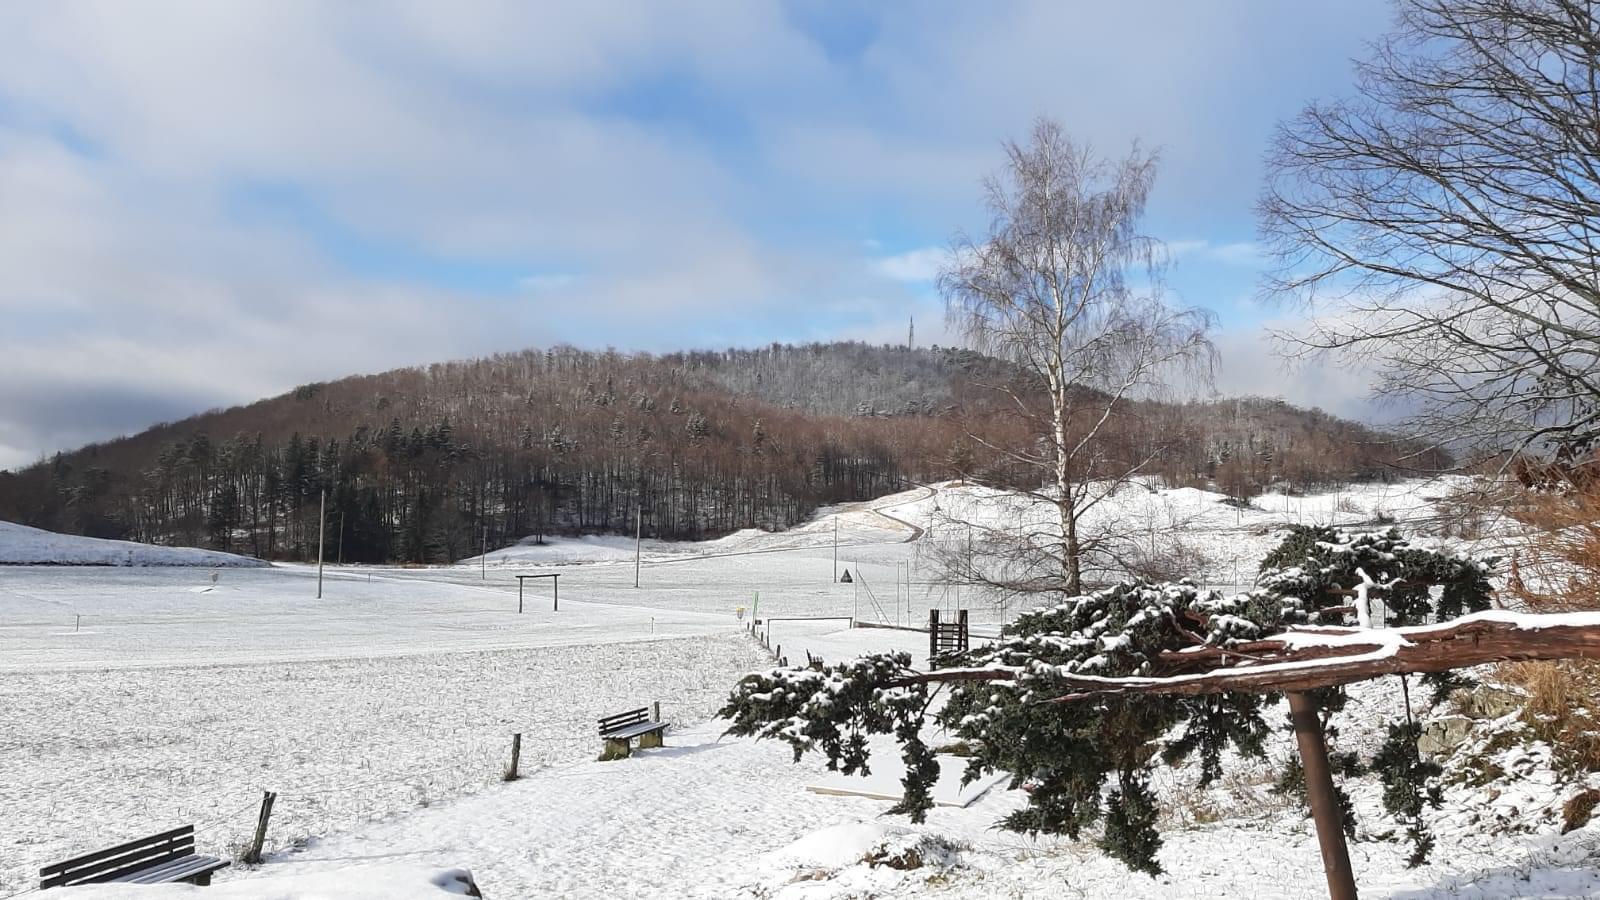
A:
[[0, 0, 1396, 461], [1164, 239, 1262, 266], [874, 246, 949, 282], [518, 273, 578, 292], [1211, 320, 1389, 423]]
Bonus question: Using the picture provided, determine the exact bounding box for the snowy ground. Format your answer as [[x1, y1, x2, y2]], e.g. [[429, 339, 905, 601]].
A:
[[0, 520, 267, 567], [4, 477, 1597, 898]]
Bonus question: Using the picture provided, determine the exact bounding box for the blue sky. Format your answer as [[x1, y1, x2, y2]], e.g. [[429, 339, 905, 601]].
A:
[[0, 1, 1396, 469]]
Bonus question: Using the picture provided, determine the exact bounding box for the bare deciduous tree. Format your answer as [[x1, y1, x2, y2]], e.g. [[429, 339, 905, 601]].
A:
[[938, 118, 1215, 597], [1262, 0, 1600, 459]]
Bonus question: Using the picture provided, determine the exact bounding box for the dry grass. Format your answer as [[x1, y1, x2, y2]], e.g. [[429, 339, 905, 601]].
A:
[[1497, 660, 1600, 775], [1497, 484, 1600, 774], [1504, 486, 1600, 612]]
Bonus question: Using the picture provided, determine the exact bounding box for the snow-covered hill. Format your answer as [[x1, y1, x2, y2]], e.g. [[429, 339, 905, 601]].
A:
[[0, 520, 269, 566]]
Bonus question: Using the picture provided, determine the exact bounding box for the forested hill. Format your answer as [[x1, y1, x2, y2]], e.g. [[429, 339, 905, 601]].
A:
[[0, 342, 1437, 563]]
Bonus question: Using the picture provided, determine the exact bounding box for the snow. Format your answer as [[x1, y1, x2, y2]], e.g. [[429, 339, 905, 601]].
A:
[[5, 476, 1600, 898], [808, 751, 1006, 807], [765, 822, 903, 870], [52, 865, 480, 898], [0, 519, 268, 567]]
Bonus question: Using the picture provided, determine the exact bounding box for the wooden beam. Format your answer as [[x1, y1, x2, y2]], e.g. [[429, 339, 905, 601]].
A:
[[1288, 692, 1358, 900], [889, 612, 1600, 698]]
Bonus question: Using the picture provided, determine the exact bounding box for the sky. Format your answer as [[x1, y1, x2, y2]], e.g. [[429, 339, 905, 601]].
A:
[[0, 0, 1398, 470]]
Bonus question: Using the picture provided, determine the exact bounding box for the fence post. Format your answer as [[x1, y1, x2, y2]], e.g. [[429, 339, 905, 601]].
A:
[[244, 790, 276, 864], [1288, 691, 1358, 900], [652, 700, 661, 722], [505, 733, 523, 781]]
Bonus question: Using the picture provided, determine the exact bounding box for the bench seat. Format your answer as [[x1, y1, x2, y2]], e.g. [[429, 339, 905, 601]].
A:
[[601, 720, 667, 741], [115, 854, 229, 885]]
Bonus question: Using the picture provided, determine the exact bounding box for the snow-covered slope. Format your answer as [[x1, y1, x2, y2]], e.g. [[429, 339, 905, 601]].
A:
[[0, 520, 268, 566]]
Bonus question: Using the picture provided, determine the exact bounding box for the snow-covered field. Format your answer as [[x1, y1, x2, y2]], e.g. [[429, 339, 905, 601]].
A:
[[4, 478, 1597, 898], [0, 520, 267, 567]]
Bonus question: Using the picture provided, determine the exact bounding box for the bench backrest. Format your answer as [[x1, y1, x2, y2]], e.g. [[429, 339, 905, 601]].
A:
[[41, 825, 196, 888], [597, 707, 651, 735]]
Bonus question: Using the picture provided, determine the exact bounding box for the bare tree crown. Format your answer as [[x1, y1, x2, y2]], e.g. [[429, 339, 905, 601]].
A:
[[1263, 0, 1600, 457]]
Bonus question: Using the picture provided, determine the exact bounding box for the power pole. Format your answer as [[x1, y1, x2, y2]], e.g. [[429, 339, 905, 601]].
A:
[[634, 504, 642, 589], [316, 489, 325, 599]]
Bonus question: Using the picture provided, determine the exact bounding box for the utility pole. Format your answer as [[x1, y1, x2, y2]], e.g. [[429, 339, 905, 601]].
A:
[[316, 489, 325, 599], [634, 504, 642, 589]]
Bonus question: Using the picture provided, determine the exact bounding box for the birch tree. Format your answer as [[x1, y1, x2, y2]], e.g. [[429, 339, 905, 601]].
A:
[[939, 118, 1214, 596]]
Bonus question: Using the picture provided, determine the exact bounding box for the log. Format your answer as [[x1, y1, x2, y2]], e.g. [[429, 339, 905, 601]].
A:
[[889, 611, 1600, 699], [1046, 612, 1600, 699]]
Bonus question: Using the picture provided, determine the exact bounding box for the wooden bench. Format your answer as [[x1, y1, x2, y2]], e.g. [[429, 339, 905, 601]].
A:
[[597, 706, 666, 760], [41, 825, 229, 890]]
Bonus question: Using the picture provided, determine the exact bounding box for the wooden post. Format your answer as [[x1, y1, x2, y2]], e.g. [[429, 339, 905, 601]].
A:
[[833, 516, 838, 583], [930, 609, 940, 666], [506, 733, 522, 781], [245, 790, 276, 864], [553, 574, 559, 612], [634, 505, 642, 589], [315, 489, 325, 599], [652, 700, 661, 722], [518, 578, 524, 614], [1287, 691, 1358, 900]]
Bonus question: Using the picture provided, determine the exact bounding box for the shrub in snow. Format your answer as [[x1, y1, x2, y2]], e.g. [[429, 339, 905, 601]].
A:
[[720, 526, 1496, 876]]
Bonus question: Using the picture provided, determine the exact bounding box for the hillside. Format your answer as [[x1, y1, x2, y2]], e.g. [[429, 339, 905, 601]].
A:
[[0, 342, 1438, 563], [0, 520, 268, 567]]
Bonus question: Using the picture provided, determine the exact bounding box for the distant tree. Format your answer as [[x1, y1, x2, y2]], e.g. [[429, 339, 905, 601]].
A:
[[1263, 0, 1600, 459], [939, 118, 1214, 595]]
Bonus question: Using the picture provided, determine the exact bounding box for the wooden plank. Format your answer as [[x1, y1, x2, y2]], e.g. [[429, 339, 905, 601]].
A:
[[41, 826, 193, 876], [116, 855, 227, 884], [41, 830, 197, 888], [602, 721, 665, 740], [43, 843, 191, 889], [597, 707, 649, 725]]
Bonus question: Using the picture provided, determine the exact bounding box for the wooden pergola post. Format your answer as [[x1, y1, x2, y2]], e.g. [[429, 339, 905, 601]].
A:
[[515, 573, 560, 613], [1288, 692, 1358, 900]]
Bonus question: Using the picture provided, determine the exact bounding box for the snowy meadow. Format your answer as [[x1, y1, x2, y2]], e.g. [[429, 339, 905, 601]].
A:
[[4, 481, 1599, 898]]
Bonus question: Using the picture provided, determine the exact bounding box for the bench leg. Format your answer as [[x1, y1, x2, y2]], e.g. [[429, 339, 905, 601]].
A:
[[639, 730, 664, 750], [189, 874, 214, 887], [599, 738, 632, 761]]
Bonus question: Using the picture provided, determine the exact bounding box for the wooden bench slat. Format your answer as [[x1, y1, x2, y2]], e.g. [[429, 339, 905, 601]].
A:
[[41, 837, 195, 888], [602, 721, 667, 740], [597, 707, 649, 728], [115, 855, 229, 884], [41, 825, 193, 877]]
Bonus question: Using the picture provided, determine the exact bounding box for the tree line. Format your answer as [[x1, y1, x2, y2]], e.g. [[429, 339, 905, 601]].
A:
[[0, 343, 1433, 563]]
